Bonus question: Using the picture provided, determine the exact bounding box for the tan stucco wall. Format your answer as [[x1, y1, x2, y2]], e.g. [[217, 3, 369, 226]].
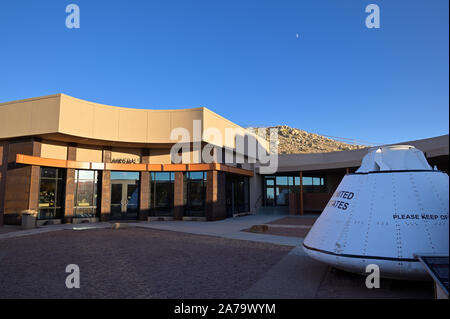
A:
[[0, 95, 60, 138], [57, 95, 205, 144], [164, 147, 203, 164], [40, 141, 68, 160], [111, 148, 142, 163], [203, 108, 268, 157], [76, 145, 103, 162], [0, 95, 205, 144], [0, 95, 269, 157], [149, 149, 172, 164]]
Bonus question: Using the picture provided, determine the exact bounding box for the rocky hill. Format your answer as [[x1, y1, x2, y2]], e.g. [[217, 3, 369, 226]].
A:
[[248, 125, 368, 154]]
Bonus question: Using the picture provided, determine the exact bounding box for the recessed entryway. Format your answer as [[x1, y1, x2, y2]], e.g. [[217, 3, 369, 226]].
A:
[[110, 171, 140, 220]]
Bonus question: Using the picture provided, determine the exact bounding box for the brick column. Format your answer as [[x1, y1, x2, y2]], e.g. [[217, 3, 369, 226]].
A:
[[28, 139, 41, 214], [173, 172, 184, 220], [0, 142, 8, 227], [100, 148, 111, 222], [4, 139, 41, 225], [63, 144, 77, 224], [139, 149, 150, 221], [206, 170, 226, 221]]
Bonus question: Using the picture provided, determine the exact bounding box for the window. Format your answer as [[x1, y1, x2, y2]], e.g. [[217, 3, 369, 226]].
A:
[[303, 176, 325, 193], [263, 174, 327, 207], [292, 176, 300, 192], [275, 176, 289, 205], [38, 167, 65, 220], [184, 171, 207, 217], [74, 170, 99, 218], [150, 172, 174, 216]]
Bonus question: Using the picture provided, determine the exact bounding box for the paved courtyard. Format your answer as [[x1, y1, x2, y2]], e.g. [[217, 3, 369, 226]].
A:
[[0, 213, 435, 299], [0, 227, 291, 299]]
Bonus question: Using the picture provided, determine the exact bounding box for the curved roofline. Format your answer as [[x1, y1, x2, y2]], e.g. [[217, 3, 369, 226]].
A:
[[0, 94, 268, 155], [0, 93, 206, 113], [59, 93, 207, 113]]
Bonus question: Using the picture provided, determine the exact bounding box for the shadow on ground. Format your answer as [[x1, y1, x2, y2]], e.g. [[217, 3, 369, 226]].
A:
[[315, 267, 434, 299]]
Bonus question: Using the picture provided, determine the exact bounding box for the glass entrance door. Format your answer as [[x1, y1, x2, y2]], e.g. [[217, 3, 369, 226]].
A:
[[110, 172, 140, 220], [126, 183, 139, 219], [111, 183, 123, 219], [264, 178, 275, 206], [226, 175, 250, 216]]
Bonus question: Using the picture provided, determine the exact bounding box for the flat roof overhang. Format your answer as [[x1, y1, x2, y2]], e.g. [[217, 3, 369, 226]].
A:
[[266, 134, 449, 174]]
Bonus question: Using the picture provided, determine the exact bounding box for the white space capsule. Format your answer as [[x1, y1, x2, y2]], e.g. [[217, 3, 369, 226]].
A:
[[303, 145, 449, 280]]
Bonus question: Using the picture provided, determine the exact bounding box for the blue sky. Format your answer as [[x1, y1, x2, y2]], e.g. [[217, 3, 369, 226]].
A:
[[0, 0, 448, 144]]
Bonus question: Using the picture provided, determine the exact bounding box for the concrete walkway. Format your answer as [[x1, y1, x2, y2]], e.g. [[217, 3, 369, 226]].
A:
[[0, 213, 303, 247], [0, 222, 112, 240], [129, 214, 302, 247], [242, 254, 328, 298]]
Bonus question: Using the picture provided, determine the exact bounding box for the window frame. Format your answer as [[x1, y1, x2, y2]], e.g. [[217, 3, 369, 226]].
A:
[[73, 169, 100, 218], [149, 172, 175, 216], [184, 171, 207, 217], [38, 167, 66, 220]]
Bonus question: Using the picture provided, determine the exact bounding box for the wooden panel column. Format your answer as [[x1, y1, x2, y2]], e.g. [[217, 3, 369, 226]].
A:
[[173, 171, 184, 220], [100, 148, 111, 222], [299, 171, 304, 216], [63, 144, 77, 224], [139, 149, 150, 221], [206, 170, 226, 221]]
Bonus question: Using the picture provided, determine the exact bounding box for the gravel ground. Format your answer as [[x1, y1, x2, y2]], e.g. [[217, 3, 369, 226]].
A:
[[0, 227, 291, 299]]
